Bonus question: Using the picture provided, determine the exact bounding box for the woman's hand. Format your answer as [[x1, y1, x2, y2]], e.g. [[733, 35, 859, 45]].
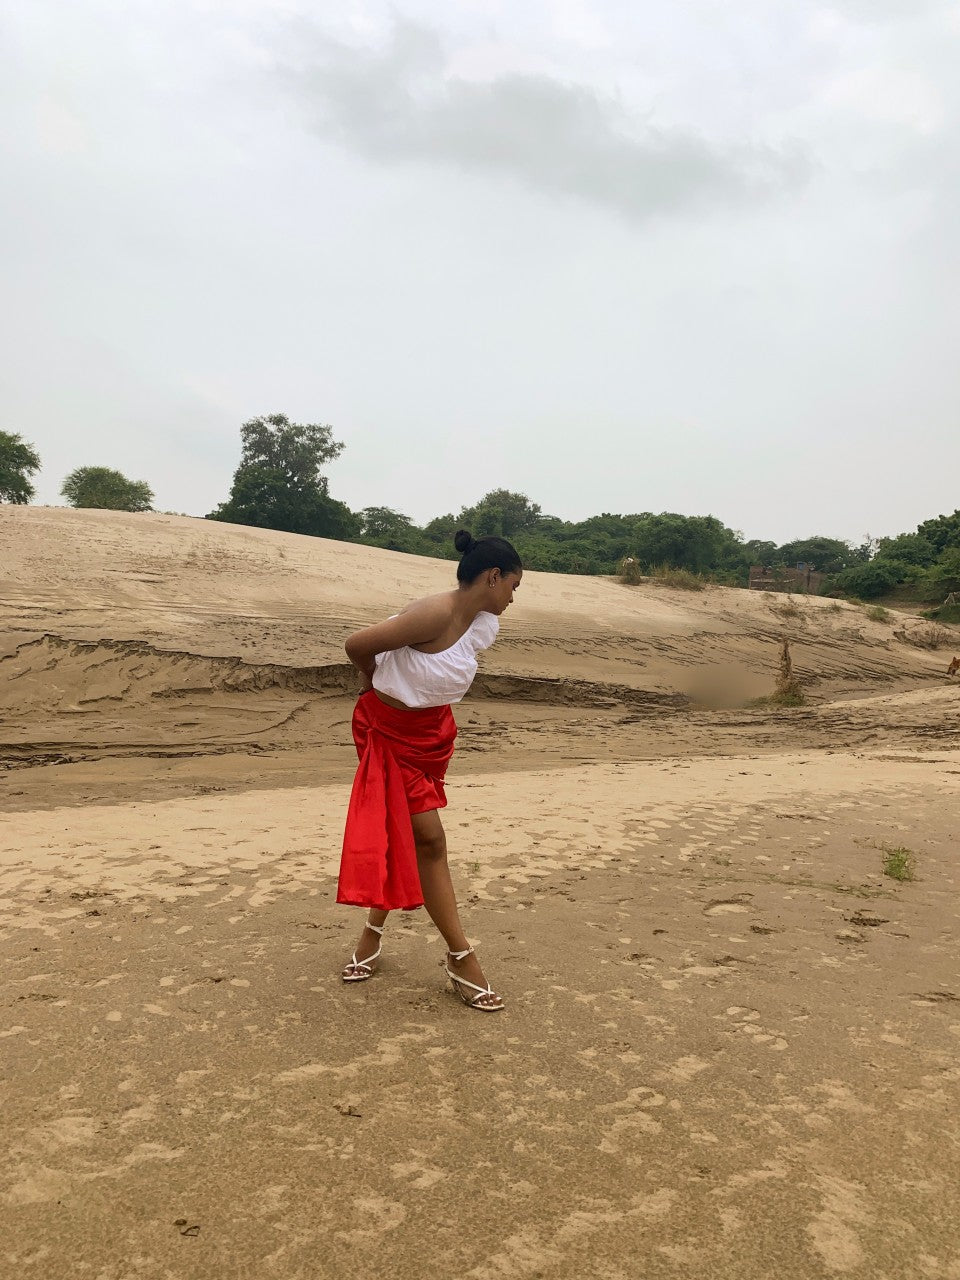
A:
[[357, 671, 374, 695]]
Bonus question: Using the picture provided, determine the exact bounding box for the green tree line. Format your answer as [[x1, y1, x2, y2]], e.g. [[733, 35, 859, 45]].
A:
[[3, 418, 958, 604], [202, 415, 960, 602]]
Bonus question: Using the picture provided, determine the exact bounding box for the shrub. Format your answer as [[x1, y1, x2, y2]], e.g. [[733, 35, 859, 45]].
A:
[[618, 560, 708, 590], [875, 532, 937, 567], [919, 624, 952, 649], [618, 557, 644, 585], [835, 559, 908, 599], [770, 597, 802, 618], [922, 550, 960, 599], [865, 605, 890, 623], [881, 845, 914, 882], [61, 466, 153, 512], [900, 623, 953, 650]]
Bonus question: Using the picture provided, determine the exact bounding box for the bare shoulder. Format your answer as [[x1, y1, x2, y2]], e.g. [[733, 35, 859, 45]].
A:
[[345, 590, 456, 658], [396, 590, 458, 621]]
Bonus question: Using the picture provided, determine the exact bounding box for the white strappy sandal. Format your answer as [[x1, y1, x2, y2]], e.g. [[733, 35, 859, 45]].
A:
[[444, 945, 505, 1012], [342, 921, 384, 983]]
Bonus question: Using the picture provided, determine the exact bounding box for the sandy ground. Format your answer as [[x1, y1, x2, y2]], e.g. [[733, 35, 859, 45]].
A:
[[2, 506, 960, 1279]]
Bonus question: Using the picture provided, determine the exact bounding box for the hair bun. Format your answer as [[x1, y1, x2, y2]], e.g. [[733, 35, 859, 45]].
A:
[[454, 528, 475, 555]]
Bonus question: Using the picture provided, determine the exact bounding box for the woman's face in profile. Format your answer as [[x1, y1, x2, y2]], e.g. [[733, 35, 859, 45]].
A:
[[488, 569, 522, 615]]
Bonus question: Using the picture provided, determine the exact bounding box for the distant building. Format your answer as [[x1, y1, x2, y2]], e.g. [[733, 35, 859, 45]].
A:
[[749, 564, 824, 593]]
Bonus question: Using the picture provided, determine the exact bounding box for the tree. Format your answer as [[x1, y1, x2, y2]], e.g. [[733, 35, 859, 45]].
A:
[[509, 531, 562, 572], [61, 465, 153, 511], [739, 539, 778, 566], [774, 536, 857, 574], [875, 532, 937, 567], [835, 559, 906, 599], [233, 413, 343, 488], [359, 506, 423, 553], [923, 548, 960, 599], [916, 510, 960, 555], [421, 512, 461, 558], [571, 513, 638, 564], [213, 464, 359, 539], [457, 489, 543, 539], [632, 513, 739, 573], [0, 430, 41, 503], [207, 413, 358, 539]]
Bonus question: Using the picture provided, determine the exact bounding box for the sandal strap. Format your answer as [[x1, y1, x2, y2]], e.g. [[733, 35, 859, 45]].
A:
[[466, 990, 501, 1007], [444, 962, 500, 1004], [363, 921, 385, 936], [444, 950, 503, 1008], [346, 943, 381, 972], [451, 975, 502, 1007], [447, 971, 492, 998]]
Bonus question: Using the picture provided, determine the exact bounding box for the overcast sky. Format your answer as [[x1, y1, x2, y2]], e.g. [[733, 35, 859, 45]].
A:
[[2, 0, 958, 544]]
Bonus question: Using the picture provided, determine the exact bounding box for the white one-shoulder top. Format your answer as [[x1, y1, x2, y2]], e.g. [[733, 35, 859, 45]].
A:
[[372, 611, 499, 709]]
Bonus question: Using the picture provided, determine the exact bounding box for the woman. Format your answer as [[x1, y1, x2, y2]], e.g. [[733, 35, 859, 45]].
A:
[[337, 529, 522, 1011]]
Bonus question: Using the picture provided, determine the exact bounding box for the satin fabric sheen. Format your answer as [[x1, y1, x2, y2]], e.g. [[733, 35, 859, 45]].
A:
[[337, 691, 457, 911]]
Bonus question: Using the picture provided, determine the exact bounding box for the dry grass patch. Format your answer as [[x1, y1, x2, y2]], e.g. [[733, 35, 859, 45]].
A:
[[618, 557, 643, 585], [649, 564, 706, 591], [618, 559, 706, 590], [769, 596, 804, 621], [898, 623, 954, 650]]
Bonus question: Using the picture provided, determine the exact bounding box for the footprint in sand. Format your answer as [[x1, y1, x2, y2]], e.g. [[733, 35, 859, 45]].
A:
[[390, 1160, 444, 1190], [703, 894, 753, 916], [334, 1195, 406, 1244], [723, 1006, 788, 1051]]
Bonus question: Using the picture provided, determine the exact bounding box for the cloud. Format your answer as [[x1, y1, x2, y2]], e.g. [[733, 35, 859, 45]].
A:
[[285, 21, 807, 221], [823, 64, 944, 134], [826, 0, 953, 20]]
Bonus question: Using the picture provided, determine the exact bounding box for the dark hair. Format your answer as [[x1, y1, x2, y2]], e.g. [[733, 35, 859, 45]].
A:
[[454, 529, 522, 583]]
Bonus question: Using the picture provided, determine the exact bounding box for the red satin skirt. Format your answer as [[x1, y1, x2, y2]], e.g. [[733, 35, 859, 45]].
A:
[[336, 690, 457, 911]]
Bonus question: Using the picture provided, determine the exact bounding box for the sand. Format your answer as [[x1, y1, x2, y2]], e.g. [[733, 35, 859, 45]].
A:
[[2, 506, 960, 1279]]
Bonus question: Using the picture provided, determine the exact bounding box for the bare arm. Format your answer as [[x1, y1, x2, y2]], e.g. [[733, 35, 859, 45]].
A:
[[344, 597, 451, 689]]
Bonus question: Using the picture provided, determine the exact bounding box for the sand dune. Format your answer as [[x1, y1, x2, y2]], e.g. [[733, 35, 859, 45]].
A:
[[2, 506, 948, 683], [3, 506, 960, 1279]]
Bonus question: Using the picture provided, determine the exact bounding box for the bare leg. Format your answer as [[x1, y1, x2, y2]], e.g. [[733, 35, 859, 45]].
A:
[[411, 809, 502, 1008], [341, 811, 501, 1006], [342, 906, 388, 975]]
